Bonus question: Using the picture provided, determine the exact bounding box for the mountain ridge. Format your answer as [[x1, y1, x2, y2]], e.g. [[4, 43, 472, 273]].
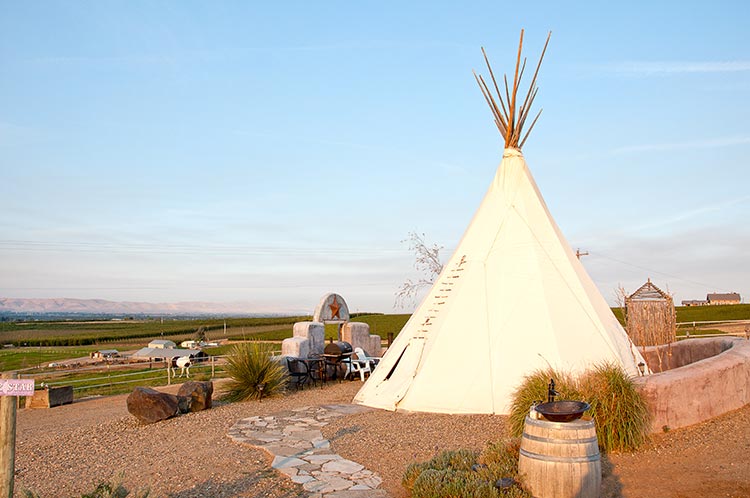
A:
[[0, 297, 299, 316]]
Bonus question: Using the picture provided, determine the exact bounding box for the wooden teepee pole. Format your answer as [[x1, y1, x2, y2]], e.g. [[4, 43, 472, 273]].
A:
[[474, 29, 551, 150]]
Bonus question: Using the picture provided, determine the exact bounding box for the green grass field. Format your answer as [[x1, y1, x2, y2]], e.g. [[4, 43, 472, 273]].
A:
[[32, 362, 227, 398], [0, 316, 308, 347], [611, 303, 750, 327], [2, 305, 747, 371], [0, 346, 101, 372]]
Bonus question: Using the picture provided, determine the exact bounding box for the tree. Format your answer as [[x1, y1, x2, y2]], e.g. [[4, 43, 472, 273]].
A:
[[194, 326, 208, 343], [394, 231, 444, 309]]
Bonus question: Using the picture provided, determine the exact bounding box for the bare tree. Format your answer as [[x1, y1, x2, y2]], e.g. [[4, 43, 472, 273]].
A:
[[394, 231, 444, 309], [194, 326, 208, 343]]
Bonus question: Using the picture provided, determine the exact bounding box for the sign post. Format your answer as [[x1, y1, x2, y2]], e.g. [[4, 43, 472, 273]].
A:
[[1, 373, 34, 498]]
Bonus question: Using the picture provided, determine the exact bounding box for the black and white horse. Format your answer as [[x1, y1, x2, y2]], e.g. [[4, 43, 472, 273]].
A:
[[170, 356, 192, 378]]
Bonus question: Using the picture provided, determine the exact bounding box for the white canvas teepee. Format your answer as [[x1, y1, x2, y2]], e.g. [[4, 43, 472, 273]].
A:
[[354, 31, 647, 415]]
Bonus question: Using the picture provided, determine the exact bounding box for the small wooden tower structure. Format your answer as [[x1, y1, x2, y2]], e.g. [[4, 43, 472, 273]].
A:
[[625, 278, 676, 346]]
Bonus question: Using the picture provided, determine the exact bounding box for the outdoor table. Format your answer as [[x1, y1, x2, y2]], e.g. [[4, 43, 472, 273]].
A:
[[322, 352, 352, 381]]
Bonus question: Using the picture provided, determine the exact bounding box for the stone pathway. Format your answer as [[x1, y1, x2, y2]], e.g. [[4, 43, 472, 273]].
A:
[[228, 404, 388, 497]]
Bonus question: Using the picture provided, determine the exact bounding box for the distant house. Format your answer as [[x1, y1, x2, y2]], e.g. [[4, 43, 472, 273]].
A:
[[91, 349, 119, 359], [707, 293, 741, 305], [148, 339, 176, 349], [681, 299, 708, 306], [131, 347, 206, 361]]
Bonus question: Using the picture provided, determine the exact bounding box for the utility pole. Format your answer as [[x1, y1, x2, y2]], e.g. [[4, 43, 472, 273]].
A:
[[576, 248, 589, 260]]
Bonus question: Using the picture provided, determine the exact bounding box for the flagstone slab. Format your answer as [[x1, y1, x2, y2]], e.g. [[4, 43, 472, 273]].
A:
[[304, 454, 342, 465], [228, 403, 384, 496], [326, 490, 389, 498], [321, 459, 364, 474], [292, 474, 317, 484], [271, 455, 307, 469]]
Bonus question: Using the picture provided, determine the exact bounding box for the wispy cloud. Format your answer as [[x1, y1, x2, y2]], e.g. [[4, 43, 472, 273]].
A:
[[628, 195, 750, 232], [613, 135, 750, 154], [607, 60, 750, 75]]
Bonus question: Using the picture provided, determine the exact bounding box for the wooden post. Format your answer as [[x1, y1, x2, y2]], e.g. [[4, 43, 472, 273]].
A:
[[387, 333, 394, 347], [166, 360, 171, 386], [211, 356, 215, 378], [1, 372, 18, 498]]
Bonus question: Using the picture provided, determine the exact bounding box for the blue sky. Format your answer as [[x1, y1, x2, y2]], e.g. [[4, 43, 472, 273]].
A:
[[1, 1, 748, 314]]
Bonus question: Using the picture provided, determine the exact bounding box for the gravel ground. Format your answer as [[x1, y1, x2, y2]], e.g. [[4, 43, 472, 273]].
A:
[[323, 409, 510, 497], [14, 381, 359, 498], [14, 379, 750, 498]]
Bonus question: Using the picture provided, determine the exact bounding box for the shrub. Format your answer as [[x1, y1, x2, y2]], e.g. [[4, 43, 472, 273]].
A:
[[479, 438, 522, 477], [411, 469, 499, 498], [23, 474, 149, 498], [509, 363, 650, 452], [221, 342, 288, 402], [403, 444, 531, 498], [403, 449, 477, 493]]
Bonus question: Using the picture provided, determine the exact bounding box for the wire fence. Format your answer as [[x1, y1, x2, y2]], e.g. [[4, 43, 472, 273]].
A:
[[17, 344, 286, 398], [19, 356, 231, 397], [676, 318, 750, 340]]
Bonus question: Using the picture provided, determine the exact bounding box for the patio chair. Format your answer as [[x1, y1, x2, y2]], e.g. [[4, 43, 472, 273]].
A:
[[353, 347, 381, 370], [286, 356, 310, 389], [345, 348, 379, 381]]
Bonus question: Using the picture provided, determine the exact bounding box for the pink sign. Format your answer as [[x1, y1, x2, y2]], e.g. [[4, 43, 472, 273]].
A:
[[0, 378, 35, 396]]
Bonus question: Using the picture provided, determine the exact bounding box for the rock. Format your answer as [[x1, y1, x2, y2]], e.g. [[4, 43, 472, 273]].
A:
[[126, 387, 179, 424], [177, 395, 191, 414], [177, 381, 213, 412]]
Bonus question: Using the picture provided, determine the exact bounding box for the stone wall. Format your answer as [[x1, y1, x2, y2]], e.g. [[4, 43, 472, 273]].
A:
[[633, 337, 750, 432], [640, 338, 735, 372]]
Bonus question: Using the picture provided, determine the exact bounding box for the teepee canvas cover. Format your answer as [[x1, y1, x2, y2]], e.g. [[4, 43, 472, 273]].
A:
[[354, 32, 646, 415]]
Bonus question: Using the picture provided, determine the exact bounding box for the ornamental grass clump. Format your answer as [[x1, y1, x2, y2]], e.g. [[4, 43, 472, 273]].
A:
[[579, 363, 651, 451], [222, 342, 288, 402], [509, 363, 650, 452], [508, 368, 583, 439], [403, 444, 531, 498]]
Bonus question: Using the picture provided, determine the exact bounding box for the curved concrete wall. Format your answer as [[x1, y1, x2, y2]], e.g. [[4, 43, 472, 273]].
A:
[[633, 337, 750, 433]]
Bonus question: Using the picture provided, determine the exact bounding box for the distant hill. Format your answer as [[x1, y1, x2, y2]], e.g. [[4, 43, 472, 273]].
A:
[[0, 297, 295, 316]]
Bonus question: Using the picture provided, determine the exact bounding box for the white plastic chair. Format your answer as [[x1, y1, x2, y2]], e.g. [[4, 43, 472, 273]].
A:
[[345, 348, 372, 381], [346, 347, 382, 381], [354, 347, 381, 370]]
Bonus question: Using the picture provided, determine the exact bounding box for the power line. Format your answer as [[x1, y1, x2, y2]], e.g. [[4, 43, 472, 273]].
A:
[[590, 252, 733, 293]]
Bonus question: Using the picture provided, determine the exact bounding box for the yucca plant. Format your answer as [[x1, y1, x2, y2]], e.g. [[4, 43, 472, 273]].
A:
[[579, 363, 651, 452], [221, 342, 288, 402]]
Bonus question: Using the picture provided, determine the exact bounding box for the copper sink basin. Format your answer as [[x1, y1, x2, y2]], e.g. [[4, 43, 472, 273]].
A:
[[535, 400, 590, 422]]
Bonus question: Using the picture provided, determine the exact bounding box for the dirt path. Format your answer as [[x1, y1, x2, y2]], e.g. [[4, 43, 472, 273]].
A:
[[13, 380, 750, 497]]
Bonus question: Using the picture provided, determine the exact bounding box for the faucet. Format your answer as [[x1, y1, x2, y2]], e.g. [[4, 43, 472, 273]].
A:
[[547, 379, 559, 403]]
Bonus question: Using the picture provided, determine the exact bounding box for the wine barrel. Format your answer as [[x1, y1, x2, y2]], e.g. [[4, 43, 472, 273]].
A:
[[518, 415, 600, 498]]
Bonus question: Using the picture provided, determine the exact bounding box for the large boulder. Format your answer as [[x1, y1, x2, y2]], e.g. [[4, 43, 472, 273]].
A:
[[126, 387, 180, 424], [177, 381, 213, 412]]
